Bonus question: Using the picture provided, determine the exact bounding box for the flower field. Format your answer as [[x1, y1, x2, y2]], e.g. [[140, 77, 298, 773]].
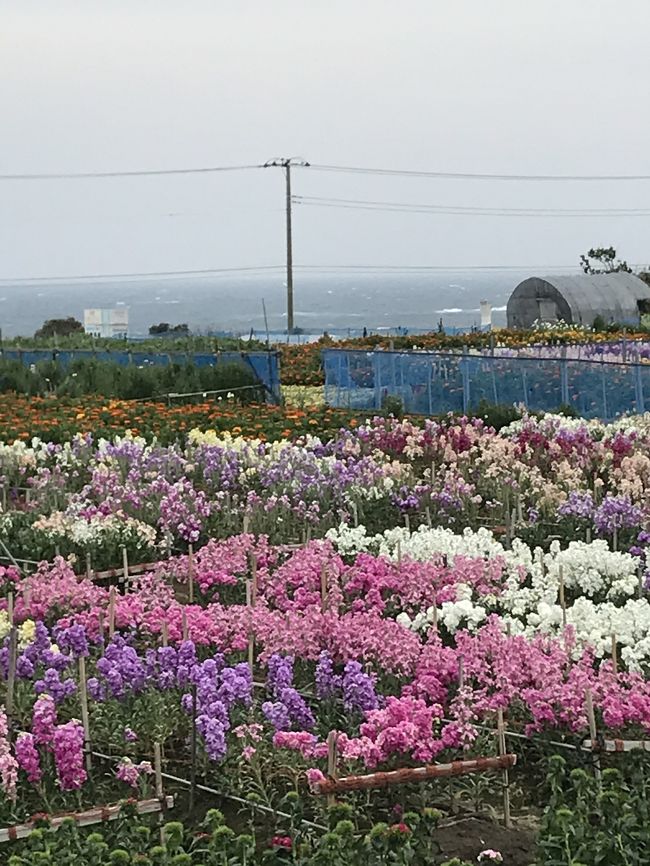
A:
[[2, 412, 650, 862], [0, 394, 353, 445]]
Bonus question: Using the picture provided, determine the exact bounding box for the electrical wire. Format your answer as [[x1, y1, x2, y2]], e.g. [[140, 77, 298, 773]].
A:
[[294, 195, 650, 218], [303, 163, 650, 182], [0, 164, 264, 181], [0, 265, 286, 284]]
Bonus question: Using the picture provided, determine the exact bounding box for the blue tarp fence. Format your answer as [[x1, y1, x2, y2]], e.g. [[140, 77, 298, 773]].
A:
[[0, 348, 282, 403], [323, 348, 649, 420]]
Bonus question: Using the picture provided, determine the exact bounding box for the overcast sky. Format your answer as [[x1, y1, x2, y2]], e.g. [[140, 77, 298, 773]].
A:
[[2, 0, 650, 280]]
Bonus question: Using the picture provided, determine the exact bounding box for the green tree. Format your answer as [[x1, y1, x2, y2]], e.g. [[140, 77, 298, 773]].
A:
[[34, 317, 84, 338], [580, 246, 632, 275]]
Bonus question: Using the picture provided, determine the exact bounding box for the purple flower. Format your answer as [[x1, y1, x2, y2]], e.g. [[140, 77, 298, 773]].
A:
[[557, 491, 594, 520], [593, 495, 643, 536], [266, 654, 294, 698], [315, 651, 342, 699], [342, 661, 378, 714]]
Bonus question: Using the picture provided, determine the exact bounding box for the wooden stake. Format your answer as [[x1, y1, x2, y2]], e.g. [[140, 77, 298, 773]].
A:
[[161, 620, 169, 647], [121, 546, 129, 585], [78, 656, 92, 774], [181, 609, 189, 641], [249, 552, 258, 606], [108, 586, 116, 638], [86, 552, 93, 580], [320, 562, 329, 612], [558, 565, 567, 628], [326, 731, 339, 806], [97, 611, 104, 645], [586, 526, 592, 544], [497, 709, 512, 829], [5, 593, 17, 726], [585, 688, 602, 782], [458, 654, 465, 690], [404, 513, 410, 533], [243, 513, 250, 535], [425, 506, 432, 528], [351, 501, 358, 527], [612, 526, 618, 553], [188, 545, 194, 604], [153, 741, 164, 843], [611, 634, 618, 674], [246, 580, 255, 677]]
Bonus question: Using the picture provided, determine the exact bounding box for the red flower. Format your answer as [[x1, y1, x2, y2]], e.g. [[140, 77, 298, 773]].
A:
[[390, 822, 411, 834], [271, 835, 293, 849]]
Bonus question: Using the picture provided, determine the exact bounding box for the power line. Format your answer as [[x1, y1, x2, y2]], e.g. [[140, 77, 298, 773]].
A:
[[0, 265, 285, 284], [0, 164, 264, 181], [294, 195, 650, 217], [0, 263, 594, 284], [303, 163, 650, 182]]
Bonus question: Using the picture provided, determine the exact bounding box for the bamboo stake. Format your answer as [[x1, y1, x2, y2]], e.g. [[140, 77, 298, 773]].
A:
[[326, 731, 339, 806], [249, 552, 258, 607], [5, 593, 17, 727], [497, 709, 511, 829], [558, 565, 567, 628], [188, 544, 194, 604], [189, 683, 198, 814], [153, 742, 164, 842], [246, 579, 255, 677], [320, 563, 328, 613], [108, 586, 116, 638], [78, 656, 92, 774], [585, 688, 602, 783]]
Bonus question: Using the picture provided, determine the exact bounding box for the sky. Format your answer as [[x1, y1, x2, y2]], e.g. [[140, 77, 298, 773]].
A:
[[2, 0, 650, 281]]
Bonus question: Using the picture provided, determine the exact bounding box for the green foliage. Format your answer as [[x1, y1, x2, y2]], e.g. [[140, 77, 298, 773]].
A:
[[537, 754, 650, 865], [580, 246, 632, 275], [5, 809, 471, 865], [34, 317, 84, 339], [0, 358, 264, 402], [381, 394, 404, 419]]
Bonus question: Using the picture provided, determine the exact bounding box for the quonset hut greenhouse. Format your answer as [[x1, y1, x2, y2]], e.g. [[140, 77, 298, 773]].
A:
[[506, 272, 650, 329]]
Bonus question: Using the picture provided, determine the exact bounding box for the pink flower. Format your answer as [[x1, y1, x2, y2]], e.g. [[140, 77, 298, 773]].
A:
[[15, 732, 41, 784], [53, 720, 86, 791]]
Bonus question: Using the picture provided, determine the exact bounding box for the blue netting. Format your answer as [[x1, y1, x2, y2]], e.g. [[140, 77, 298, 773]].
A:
[[0, 349, 281, 402], [322, 349, 649, 420]]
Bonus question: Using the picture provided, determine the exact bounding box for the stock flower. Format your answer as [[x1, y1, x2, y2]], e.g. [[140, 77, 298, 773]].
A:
[[53, 720, 86, 790]]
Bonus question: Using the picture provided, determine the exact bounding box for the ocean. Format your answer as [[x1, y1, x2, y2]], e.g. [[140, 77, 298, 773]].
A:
[[0, 271, 523, 339]]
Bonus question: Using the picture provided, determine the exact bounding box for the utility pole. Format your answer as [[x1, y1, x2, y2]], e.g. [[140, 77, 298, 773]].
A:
[[264, 157, 309, 334]]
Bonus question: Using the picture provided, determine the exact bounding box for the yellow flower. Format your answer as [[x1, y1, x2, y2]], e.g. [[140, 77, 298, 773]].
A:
[[18, 619, 36, 648]]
